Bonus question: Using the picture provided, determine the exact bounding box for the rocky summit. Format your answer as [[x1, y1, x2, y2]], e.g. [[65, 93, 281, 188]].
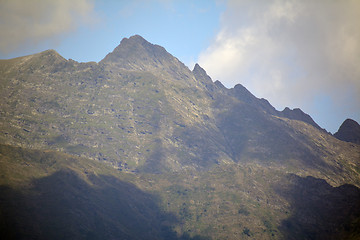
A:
[[334, 118, 360, 145], [1, 35, 360, 240]]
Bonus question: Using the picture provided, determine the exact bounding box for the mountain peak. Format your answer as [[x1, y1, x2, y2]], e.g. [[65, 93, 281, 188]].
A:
[[2, 34, 360, 240], [192, 63, 213, 85], [127, 34, 148, 43], [193, 63, 204, 73], [214, 80, 226, 89], [100, 35, 167, 62], [9, 49, 68, 72], [100, 35, 179, 71], [334, 119, 360, 144], [230, 83, 258, 104], [117, 35, 151, 49], [281, 107, 324, 131], [35, 49, 65, 61]]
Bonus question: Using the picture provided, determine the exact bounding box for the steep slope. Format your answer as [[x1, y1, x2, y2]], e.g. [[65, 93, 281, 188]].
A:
[[334, 119, 360, 145], [192, 66, 360, 185], [1, 35, 360, 239], [1, 144, 359, 240], [1, 36, 359, 177], [0, 36, 228, 172], [0, 144, 208, 240], [280, 107, 324, 131]]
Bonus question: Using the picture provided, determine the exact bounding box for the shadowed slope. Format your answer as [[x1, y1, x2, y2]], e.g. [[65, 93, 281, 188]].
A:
[[334, 119, 360, 144], [277, 175, 360, 240], [0, 144, 208, 240]]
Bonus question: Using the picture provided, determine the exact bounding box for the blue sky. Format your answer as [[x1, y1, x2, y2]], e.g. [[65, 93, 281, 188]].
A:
[[1, 0, 359, 133], [0, 0, 224, 65], [57, 0, 225, 66]]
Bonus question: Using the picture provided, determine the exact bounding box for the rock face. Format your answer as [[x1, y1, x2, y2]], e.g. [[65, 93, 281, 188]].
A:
[[334, 118, 360, 144], [1, 35, 358, 174], [280, 107, 324, 131], [1, 35, 360, 239]]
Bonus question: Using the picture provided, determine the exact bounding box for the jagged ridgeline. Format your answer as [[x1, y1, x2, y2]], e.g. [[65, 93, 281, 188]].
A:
[[1, 35, 360, 239]]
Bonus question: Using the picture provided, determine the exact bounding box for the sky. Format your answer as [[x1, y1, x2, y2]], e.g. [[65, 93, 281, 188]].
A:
[[0, 0, 359, 133]]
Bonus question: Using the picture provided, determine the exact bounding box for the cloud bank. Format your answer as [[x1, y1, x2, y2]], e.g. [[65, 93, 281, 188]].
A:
[[199, 0, 360, 132], [0, 0, 95, 54]]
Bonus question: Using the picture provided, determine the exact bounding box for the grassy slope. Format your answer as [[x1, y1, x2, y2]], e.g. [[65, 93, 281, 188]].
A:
[[1, 38, 360, 239], [1, 144, 359, 240], [0, 144, 208, 240]]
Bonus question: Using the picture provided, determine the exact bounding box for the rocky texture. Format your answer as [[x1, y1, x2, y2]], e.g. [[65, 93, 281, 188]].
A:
[[334, 118, 360, 145], [0, 144, 208, 240], [2, 35, 356, 175], [1, 143, 359, 240], [277, 175, 360, 240], [1, 35, 360, 239], [280, 107, 324, 131]]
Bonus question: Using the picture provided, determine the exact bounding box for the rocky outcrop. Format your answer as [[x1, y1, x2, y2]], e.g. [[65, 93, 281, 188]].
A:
[[0, 35, 358, 176], [1, 35, 360, 240], [334, 119, 360, 144]]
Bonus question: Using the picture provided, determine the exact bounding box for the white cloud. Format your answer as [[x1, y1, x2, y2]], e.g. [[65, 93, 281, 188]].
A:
[[0, 0, 96, 54], [199, 0, 360, 132]]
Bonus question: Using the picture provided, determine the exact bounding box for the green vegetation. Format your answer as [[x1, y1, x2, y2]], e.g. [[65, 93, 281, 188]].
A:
[[0, 144, 211, 239], [1, 35, 360, 239]]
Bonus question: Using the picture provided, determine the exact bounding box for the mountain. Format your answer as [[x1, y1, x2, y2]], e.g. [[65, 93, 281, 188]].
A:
[[334, 119, 360, 145], [0, 143, 207, 240], [280, 107, 324, 131], [1, 35, 360, 239]]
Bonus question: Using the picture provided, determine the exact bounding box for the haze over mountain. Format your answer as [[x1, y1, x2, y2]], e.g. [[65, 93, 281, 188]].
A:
[[1, 35, 359, 239]]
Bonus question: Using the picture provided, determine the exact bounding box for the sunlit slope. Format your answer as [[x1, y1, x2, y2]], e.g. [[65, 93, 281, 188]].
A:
[[1, 35, 359, 177], [1, 35, 360, 239]]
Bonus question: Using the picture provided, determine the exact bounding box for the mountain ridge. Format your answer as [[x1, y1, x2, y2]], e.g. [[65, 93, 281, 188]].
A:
[[334, 118, 360, 145], [0, 35, 358, 175], [1, 35, 360, 239]]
